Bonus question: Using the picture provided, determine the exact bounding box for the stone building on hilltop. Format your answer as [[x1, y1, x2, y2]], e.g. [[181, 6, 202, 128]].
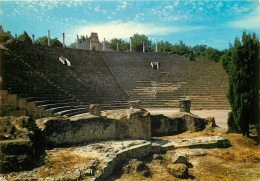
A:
[[77, 32, 114, 51]]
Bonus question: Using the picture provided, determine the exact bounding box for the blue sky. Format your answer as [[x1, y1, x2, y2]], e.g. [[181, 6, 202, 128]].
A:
[[0, 0, 259, 50]]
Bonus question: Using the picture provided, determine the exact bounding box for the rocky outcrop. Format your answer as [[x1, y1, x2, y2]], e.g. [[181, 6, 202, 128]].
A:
[[151, 112, 217, 136], [36, 115, 118, 147], [0, 140, 35, 173], [0, 116, 40, 173], [104, 108, 151, 140], [167, 163, 189, 179], [0, 116, 35, 140], [36, 109, 151, 147], [171, 152, 188, 164], [167, 152, 193, 179], [0, 109, 223, 175], [123, 159, 151, 177]]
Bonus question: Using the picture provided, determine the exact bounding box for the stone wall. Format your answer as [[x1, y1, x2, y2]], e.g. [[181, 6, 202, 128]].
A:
[[36, 109, 151, 147], [150, 112, 217, 136]]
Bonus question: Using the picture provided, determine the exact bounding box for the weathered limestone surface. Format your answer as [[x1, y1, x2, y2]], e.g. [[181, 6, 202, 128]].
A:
[[152, 136, 231, 151], [36, 109, 151, 147], [104, 109, 151, 140], [96, 142, 152, 180], [151, 112, 216, 136], [171, 152, 188, 164], [0, 116, 38, 173], [36, 115, 117, 147], [0, 116, 35, 140]]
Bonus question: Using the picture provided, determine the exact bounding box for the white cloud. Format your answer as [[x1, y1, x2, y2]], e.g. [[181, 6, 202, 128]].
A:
[[198, 7, 204, 11], [174, 2, 179, 7], [94, 5, 100, 12], [165, 5, 174, 9], [74, 21, 203, 41], [117, 1, 127, 11], [229, 6, 260, 29]]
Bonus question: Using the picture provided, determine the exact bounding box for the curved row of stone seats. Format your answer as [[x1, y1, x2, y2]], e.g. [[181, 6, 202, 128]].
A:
[[102, 52, 193, 90], [45, 48, 129, 109], [1, 41, 233, 117], [1, 46, 89, 117], [99, 52, 229, 110], [185, 60, 229, 109], [6, 45, 89, 101], [100, 52, 194, 109]]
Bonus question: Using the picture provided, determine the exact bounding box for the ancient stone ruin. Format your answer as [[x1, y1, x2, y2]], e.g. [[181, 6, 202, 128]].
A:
[[0, 31, 236, 180], [178, 98, 191, 113], [0, 42, 230, 118], [0, 108, 230, 179]]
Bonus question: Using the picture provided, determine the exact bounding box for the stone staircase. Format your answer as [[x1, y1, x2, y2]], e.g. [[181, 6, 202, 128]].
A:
[[126, 81, 188, 108], [102, 52, 230, 110], [186, 60, 230, 110]]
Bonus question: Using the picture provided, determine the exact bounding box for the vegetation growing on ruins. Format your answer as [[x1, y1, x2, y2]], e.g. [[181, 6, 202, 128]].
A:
[[0, 29, 12, 43], [17, 31, 32, 44], [105, 34, 225, 62], [105, 38, 130, 52], [131, 34, 153, 52], [222, 31, 259, 137], [35, 36, 62, 47], [69, 35, 86, 48], [67, 33, 224, 62]]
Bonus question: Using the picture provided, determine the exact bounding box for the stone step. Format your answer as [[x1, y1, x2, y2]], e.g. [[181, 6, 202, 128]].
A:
[[64, 109, 90, 117], [37, 102, 81, 110], [26, 97, 74, 102], [45, 105, 87, 113], [34, 100, 79, 106], [55, 108, 88, 116]]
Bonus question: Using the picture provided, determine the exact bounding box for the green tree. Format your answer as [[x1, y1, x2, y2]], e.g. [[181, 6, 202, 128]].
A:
[[171, 41, 192, 57], [222, 31, 259, 136], [69, 35, 86, 48], [204, 47, 222, 62], [17, 31, 32, 44], [105, 38, 130, 52], [0, 30, 12, 43], [193, 45, 207, 57], [35, 36, 62, 47], [132, 34, 151, 52], [158, 41, 173, 53], [50, 38, 62, 47]]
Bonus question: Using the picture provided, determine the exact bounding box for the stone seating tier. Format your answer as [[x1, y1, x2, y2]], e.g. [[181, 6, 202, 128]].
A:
[[1, 45, 234, 118]]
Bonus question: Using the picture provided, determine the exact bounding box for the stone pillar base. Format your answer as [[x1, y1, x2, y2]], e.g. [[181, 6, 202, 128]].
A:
[[178, 99, 191, 113], [89, 104, 101, 116], [129, 100, 141, 109]]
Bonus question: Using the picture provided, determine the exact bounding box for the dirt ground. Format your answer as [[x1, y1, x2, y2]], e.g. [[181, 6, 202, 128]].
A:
[[115, 130, 260, 181]]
